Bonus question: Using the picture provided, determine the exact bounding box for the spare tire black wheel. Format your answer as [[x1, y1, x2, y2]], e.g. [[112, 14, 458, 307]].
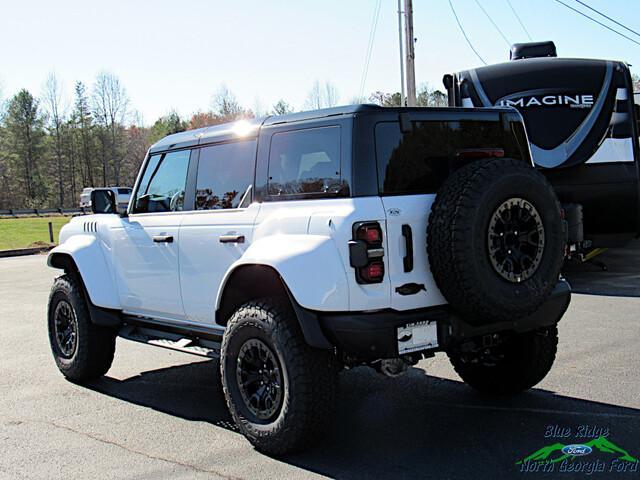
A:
[[427, 157, 565, 324]]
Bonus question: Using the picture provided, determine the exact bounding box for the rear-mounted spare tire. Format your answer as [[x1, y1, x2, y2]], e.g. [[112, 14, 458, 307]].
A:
[[427, 157, 565, 324]]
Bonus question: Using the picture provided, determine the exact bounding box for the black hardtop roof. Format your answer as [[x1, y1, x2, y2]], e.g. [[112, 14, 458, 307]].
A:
[[149, 103, 519, 153], [149, 105, 383, 152]]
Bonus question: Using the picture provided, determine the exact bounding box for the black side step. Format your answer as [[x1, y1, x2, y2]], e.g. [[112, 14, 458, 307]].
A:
[[118, 322, 222, 359]]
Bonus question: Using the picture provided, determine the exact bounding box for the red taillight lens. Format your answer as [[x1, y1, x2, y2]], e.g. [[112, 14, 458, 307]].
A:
[[351, 221, 385, 284], [360, 262, 384, 282], [357, 224, 382, 244]]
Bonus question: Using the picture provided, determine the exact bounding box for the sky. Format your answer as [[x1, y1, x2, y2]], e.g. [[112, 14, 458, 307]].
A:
[[2, 0, 640, 125]]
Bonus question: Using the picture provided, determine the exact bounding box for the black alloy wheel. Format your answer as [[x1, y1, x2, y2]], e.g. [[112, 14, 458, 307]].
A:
[[236, 338, 284, 421], [487, 197, 545, 283], [53, 299, 78, 358]]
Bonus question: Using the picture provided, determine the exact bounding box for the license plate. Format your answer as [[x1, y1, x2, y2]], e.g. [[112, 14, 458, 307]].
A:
[[397, 320, 438, 354]]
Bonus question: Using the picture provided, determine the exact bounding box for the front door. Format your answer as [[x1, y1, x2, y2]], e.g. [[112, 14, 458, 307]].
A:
[[112, 149, 192, 320], [179, 140, 259, 324]]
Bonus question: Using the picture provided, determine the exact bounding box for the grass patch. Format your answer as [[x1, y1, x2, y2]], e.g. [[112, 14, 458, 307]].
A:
[[0, 216, 71, 250]]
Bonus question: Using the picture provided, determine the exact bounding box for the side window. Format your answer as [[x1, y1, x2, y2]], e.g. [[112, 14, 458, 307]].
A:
[[195, 140, 256, 210], [134, 149, 191, 213], [267, 126, 346, 198]]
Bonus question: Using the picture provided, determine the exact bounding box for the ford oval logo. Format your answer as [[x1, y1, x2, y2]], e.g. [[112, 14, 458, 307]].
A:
[[561, 444, 593, 457]]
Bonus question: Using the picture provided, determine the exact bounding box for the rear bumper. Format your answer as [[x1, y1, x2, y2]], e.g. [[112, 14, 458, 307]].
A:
[[305, 279, 571, 360]]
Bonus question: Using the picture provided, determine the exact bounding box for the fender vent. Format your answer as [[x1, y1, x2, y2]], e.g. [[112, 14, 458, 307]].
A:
[[83, 221, 97, 233]]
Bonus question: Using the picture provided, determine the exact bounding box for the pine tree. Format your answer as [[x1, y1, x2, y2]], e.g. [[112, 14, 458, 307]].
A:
[[4, 89, 47, 206]]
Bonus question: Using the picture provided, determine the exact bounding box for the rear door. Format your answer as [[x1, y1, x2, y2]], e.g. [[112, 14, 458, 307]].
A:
[[374, 116, 524, 310], [375, 121, 445, 311], [179, 140, 259, 324]]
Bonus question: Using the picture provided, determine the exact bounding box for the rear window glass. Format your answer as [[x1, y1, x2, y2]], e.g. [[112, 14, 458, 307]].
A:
[[267, 126, 347, 198], [375, 120, 527, 195]]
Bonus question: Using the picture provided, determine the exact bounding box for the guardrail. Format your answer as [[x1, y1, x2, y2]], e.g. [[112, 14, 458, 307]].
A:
[[0, 207, 90, 218]]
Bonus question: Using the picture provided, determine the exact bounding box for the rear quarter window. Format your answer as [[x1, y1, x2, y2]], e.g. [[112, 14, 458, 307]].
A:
[[267, 126, 348, 199]]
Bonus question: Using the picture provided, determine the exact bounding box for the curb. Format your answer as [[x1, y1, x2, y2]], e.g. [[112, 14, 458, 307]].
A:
[[0, 246, 54, 258]]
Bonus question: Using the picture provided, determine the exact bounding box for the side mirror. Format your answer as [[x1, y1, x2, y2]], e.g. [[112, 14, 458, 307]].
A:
[[91, 189, 117, 214]]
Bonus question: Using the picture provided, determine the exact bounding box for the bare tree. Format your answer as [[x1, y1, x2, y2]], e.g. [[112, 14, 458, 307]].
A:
[[416, 83, 447, 107], [369, 91, 402, 107], [304, 80, 323, 110], [92, 72, 129, 185], [211, 85, 245, 122], [324, 82, 339, 108], [271, 99, 293, 115], [304, 81, 340, 110], [43, 73, 66, 206], [253, 97, 266, 117]]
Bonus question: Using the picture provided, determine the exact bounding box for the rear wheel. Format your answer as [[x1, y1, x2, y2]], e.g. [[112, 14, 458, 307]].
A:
[[221, 298, 337, 455], [448, 326, 558, 395], [47, 274, 116, 382]]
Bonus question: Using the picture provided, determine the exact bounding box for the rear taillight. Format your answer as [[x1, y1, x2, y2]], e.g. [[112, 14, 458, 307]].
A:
[[361, 261, 384, 282], [356, 224, 382, 244], [348, 222, 385, 284]]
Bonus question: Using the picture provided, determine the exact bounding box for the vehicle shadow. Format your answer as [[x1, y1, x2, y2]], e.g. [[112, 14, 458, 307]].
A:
[[562, 240, 640, 297], [86, 360, 640, 479]]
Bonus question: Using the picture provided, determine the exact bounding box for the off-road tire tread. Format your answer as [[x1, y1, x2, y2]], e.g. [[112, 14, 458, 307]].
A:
[[448, 326, 558, 394], [221, 297, 337, 455], [48, 274, 116, 381], [427, 157, 564, 322]]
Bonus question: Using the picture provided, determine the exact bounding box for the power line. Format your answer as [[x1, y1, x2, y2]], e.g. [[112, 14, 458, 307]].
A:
[[474, 0, 511, 47], [359, 0, 382, 101], [506, 0, 532, 41], [449, 0, 487, 65], [554, 0, 640, 47], [573, 0, 640, 39]]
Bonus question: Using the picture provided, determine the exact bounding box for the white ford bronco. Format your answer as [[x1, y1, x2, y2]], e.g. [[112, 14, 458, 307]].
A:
[[47, 105, 570, 454]]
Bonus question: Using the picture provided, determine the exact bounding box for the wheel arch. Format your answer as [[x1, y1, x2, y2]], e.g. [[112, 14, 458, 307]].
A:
[[48, 240, 122, 327], [216, 264, 332, 349]]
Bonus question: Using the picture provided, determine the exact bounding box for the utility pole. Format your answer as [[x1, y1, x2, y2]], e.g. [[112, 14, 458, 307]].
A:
[[397, 0, 405, 106], [404, 0, 417, 107]]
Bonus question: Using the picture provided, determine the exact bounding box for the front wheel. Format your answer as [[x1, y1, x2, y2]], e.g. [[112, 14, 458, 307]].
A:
[[447, 326, 558, 395], [220, 298, 337, 455], [47, 274, 116, 382]]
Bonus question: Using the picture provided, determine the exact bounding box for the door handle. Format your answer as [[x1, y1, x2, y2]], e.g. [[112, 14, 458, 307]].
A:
[[219, 234, 245, 244], [401, 224, 413, 272], [153, 235, 174, 243]]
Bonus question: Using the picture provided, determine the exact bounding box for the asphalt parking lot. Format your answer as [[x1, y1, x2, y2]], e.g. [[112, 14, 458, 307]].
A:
[[1, 250, 639, 480]]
